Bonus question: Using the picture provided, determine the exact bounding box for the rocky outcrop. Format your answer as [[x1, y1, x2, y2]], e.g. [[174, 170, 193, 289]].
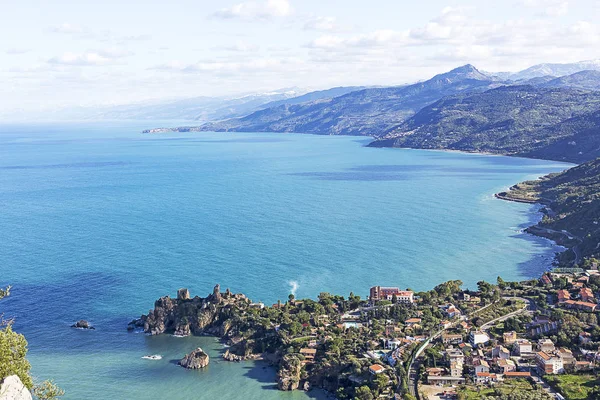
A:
[[131, 287, 250, 336], [277, 354, 302, 391], [71, 320, 95, 330], [179, 348, 210, 369], [0, 375, 32, 400]]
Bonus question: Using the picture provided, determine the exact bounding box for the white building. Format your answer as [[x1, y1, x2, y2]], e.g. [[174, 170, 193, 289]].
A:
[[469, 331, 490, 348]]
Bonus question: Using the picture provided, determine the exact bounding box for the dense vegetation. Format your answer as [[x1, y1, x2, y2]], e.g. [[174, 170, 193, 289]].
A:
[[371, 85, 600, 163], [498, 158, 600, 265], [0, 286, 64, 399]]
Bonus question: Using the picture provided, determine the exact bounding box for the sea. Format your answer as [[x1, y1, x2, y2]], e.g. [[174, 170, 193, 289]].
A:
[[0, 121, 571, 399]]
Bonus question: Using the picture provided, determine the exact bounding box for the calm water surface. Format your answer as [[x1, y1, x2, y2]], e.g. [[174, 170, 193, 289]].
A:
[[0, 122, 570, 399]]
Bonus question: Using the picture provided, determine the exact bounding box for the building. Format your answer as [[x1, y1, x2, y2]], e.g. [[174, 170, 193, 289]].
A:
[[473, 358, 490, 374], [469, 331, 490, 348], [513, 339, 533, 356], [504, 371, 531, 379], [497, 359, 516, 373], [563, 300, 597, 312], [540, 274, 552, 286], [300, 348, 317, 364], [427, 376, 465, 386], [369, 364, 385, 375], [538, 339, 555, 353], [369, 286, 414, 303], [557, 348, 576, 367], [446, 349, 465, 377], [536, 351, 564, 375], [426, 367, 444, 377], [580, 287, 595, 302], [503, 331, 517, 345], [404, 318, 421, 327], [492, 345, 510, 360], [475, 372, 499, 384], [442, 333, 463, 345], [557, 289, 570, 303]]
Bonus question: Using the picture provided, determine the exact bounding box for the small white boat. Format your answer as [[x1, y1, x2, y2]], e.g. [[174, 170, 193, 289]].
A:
[[142, 355, 162, 360]]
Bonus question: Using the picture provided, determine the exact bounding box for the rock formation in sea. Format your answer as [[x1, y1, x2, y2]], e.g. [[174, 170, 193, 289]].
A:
[[178, 348, 210, 369], [277, 354, 302, 391], [71, 320, 95, 329], [0, 375, 32, 400]]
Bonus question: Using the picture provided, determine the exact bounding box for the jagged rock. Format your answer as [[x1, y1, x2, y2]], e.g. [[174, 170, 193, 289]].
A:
[[223, 349, 243, 362], [177, 288, 190, 300], [0, 375, 32, 400], [179, 348, 210, 369], [213, 284, 222, 302], [71, 320, 95, 330], [174, 323, 191, 337], [139, 287, 250, 336], [127, 318, 144, 331], [278, 354, 302, 391]]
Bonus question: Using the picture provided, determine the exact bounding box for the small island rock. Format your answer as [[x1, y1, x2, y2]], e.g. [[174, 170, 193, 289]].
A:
[[179, 348, 210, 369], [71, 320, 95, 330]]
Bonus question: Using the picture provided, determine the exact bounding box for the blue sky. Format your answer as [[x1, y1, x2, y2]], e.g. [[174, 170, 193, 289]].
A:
[[1, 0, 599, 112]]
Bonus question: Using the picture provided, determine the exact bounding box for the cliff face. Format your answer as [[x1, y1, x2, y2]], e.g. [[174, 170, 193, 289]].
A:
[[0, 375, 32, 400], [136, 285, 250, 337], [277, 354, 302, 391]]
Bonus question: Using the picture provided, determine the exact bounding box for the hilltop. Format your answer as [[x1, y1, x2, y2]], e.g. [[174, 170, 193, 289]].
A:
[[370, 85, 600, 163]]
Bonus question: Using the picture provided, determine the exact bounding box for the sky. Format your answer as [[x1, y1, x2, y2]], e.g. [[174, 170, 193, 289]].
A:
[[1, 0, 600, 113]]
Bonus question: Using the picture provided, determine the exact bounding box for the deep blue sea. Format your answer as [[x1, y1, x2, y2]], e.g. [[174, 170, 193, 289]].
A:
[[0, 121, 570, 399]]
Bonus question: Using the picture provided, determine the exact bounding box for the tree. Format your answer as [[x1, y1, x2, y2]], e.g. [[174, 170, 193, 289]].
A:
[[33, 380, 65, 400], [288, 293, 295, 303], [0, 324, 32, 389], [354, 385, 374, 400]]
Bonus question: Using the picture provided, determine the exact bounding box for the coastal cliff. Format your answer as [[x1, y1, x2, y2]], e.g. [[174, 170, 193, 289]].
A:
[[0, 376, 32, 400], [496, 157, 600, 266]]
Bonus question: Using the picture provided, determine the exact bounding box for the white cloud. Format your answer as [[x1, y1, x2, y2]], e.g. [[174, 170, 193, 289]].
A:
[[216, 41, 260, 52], [5, 48, 30, 55], [47, 48, 133, 66], [521, 0, 570, 17], [49, 23, 85, 34], [303, 16, 342, 32], [213, 0, 292, 20]]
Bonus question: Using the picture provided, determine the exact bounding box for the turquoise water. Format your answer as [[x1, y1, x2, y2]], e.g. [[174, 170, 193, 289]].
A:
[[0, 121, 570, 399]]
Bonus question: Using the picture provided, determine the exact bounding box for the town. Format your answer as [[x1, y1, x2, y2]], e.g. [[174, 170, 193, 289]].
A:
[[134, 264, 600, 400]]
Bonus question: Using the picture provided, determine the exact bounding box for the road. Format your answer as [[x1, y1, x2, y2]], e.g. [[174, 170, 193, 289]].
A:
[[480, 297, 533, 331], [406, 297, 534, 399]]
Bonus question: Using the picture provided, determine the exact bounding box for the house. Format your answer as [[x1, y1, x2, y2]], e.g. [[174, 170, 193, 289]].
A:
[[513, 339, 533, 356], [575, 361, 593, 371], [557, 348, 576, 367], [427, 376, 465, 386], [459, 321, 471, 331], [369, 286, 414, 303], [385, 338, 402, 350], [579, 332, 592, 344], [497, 359, 516, 373], [440, 320, 452, 329], [369, 364, 385, 375], [475, 372, 499, 384], [503, 331, 517, 345], [538, 339, 555, 353], [578, 276, 590, 284], [404, 318, 422, 327], [300, 348, 317, 364], [528, 318, 559, 337], [426, 367, 444, 377], [469, 331, 490, 348], [557, 289, 570, 303], [536, 351, 564, 375], [563, 300, 597, 312], [460, 292, 471, 302], [492, 345, 511, 360], [580, 287, 595, 302], [504, 371, 531, 379], [458, 342, 473, 354], [385, 325, 402, 336], [473, 358, 490, 374], [439, 303, 461, 318], [442, 333, 463, 345], [446, 349, 465, 377], [540, 274, 552, 286]]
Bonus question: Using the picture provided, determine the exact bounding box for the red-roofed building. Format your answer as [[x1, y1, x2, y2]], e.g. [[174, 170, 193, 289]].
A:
[[557, 289, 570, 303], [369, 286, 414, 303], [580, 287, 595, 302]]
